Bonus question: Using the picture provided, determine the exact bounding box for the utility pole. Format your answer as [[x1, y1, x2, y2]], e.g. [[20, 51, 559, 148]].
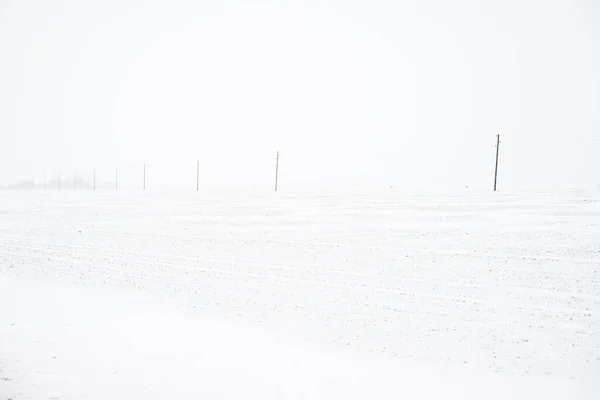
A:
[[196, 160, 200, 191], [494, 134, 500, 191], [143, 164, 146, 191], [275, 151, 279, 192]]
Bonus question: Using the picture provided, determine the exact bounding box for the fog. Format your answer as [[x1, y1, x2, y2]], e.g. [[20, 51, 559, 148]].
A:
[[1, 0, 599, 191]]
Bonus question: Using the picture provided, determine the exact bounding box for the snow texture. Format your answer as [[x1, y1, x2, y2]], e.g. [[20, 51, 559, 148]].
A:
[[1, 190, 599, 399]]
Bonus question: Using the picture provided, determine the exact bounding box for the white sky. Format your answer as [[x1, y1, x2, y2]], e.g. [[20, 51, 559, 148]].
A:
[[1, 0, 599, 191]]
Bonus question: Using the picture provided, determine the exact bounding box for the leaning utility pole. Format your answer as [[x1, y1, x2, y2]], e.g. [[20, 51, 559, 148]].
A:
[[494, 134, 500, 191], [274, 151, 280, 192]]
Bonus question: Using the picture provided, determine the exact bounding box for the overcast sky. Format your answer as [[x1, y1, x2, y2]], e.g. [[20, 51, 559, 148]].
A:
[[1, 0, 599, 191]]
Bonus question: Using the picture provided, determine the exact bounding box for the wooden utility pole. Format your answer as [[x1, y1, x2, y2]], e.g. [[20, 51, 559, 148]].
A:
[[275, 151, 280, 192], [196, 160, 200, 191], [143, 164, 146, 190], [494, 134, 500, 191]]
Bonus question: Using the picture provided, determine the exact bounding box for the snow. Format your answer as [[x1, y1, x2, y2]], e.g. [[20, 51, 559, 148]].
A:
[[1, 190, 599, 399]]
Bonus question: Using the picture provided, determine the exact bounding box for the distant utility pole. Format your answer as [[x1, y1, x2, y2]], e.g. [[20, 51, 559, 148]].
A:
[[275, 151, 280, 192], [143, 164, 146, 191], [93, 168, 96, 191], [494, 134, 501, 191], [196, 160, 200, 191]]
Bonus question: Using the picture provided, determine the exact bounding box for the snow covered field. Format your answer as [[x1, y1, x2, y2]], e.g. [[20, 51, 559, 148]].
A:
[[1, 190, 599, 399]]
